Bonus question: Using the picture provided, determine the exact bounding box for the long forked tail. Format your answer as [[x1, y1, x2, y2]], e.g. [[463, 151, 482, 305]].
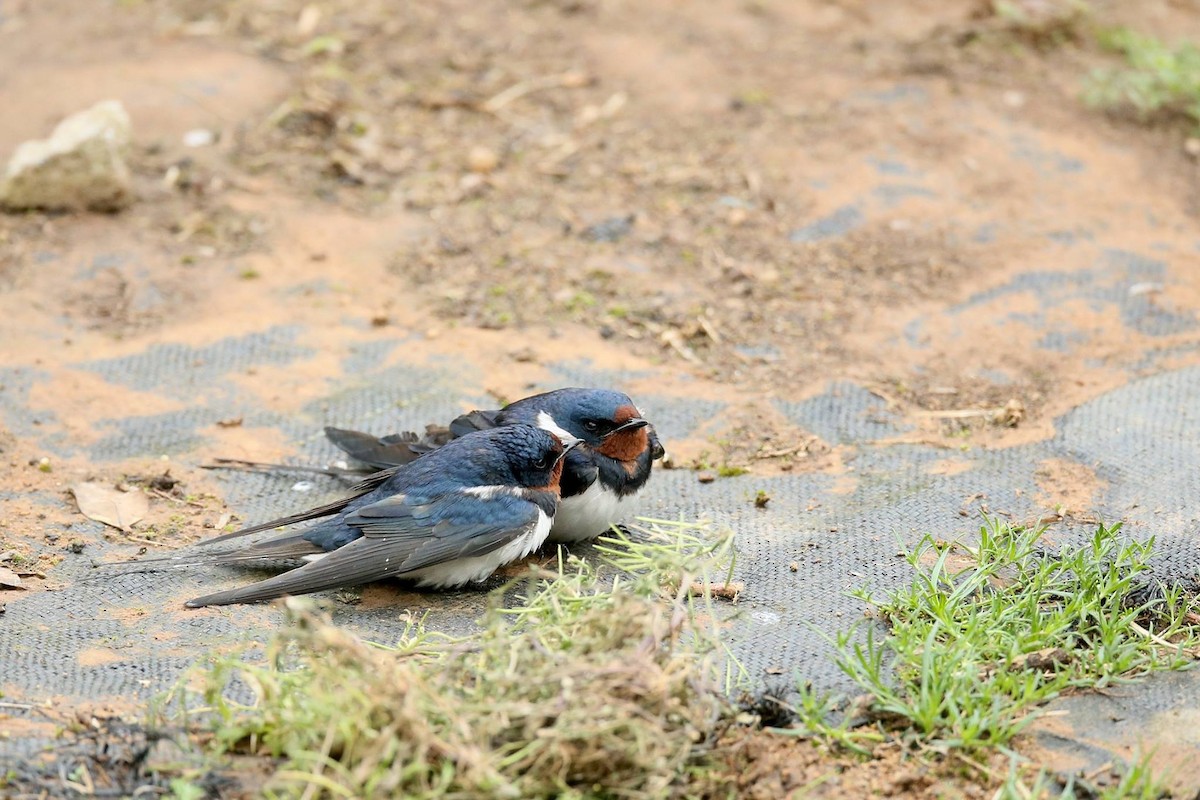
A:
[[97, 531, 325, 573], [185, 568, 321, 607], [184, 538, 396, 607]]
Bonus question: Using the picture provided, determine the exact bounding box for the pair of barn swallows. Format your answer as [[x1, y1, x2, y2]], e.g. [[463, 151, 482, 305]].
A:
[[179, 388, 666, 607]]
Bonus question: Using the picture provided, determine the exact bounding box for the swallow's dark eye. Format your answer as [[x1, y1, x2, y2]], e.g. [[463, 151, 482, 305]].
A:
[[534, 457, 548, 470], [583, 420, 599, 432]]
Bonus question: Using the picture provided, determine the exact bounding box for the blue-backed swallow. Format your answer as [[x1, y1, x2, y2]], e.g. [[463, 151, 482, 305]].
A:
[[179, 425, 580, 607], [326, 388, 666, 542], [210, 388, 667, 543]]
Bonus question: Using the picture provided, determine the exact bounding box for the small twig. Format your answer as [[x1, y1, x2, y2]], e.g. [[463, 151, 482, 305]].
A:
[[298, 723, 340, 800], [873, 436, 957, 450], [60, 760, 95, 795], [947, 750, 994, 781], [915, 408, 995, 419], [121, 535, 170, 548], [697, 315, 723, 344], [659, 329, 701, 364], [201, 458, 360, 478], [148, 487, 205, 508], [864, 385, 903, 411], [755, 442, 810, 459], [0, 701, 34, 710], [483, 72, 588, 112], [1130, 620, 1177, 649]]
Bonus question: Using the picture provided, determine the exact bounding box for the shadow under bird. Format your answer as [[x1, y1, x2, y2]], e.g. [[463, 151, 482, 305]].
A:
[[175, 425, 579, 608], [210, 387, 667, 543]]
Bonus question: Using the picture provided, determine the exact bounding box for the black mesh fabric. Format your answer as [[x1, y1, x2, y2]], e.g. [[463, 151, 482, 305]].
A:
[[2, 283, 1199, 772]]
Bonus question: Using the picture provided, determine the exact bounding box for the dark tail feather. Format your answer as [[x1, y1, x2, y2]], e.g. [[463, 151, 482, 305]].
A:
[[186, 569, 318, 607], [184, 538, 397, 608], [185, 566, 312, 607], [192, 532, 326, 565], [187, 584, 286, 608], [324, 426, 443, 469], [448, 409, 502, 438], [102, 532, 325, 571], [324, 426, 422, 469]]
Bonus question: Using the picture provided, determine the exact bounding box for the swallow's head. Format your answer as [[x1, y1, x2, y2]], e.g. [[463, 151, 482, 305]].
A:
[[488, 424, 581, 491], [532, 388, 658, 462]]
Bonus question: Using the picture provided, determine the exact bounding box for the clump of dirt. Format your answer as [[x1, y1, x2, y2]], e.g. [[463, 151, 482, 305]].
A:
[[877, 366, 1049, 440], [670, 399, 834, 475], [160, 0, 993, 401], [1034, 457, 1105, 520], [706, 728, 1009, 799], [0, 713, 256, 800]]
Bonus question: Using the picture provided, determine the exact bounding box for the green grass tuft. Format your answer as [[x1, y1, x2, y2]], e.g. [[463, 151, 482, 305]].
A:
[[991, 0, 1090, 43], [1085, 28, 1200, 128], [791, 519, 1199, 777], [158, 519, 739, 799]]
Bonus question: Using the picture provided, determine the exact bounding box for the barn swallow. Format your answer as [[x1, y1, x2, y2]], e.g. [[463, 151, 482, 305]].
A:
[[326, 388, 665, 542], [210, 388, 666, 543], [178, 425, 579, 607]]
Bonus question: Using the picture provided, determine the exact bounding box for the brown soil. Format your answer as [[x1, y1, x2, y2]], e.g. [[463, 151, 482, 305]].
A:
[[4, 0, 1200, 796], [1034, 457, 1106, 521], [710, 728, 1014, 799]]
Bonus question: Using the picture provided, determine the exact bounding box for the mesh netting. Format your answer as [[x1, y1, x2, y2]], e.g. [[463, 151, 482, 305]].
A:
[[2, 262, 1200, 772]]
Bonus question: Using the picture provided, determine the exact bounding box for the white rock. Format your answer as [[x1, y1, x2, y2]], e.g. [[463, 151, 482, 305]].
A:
[[0, 100, 133, 212], [182, 128, 216, 148]]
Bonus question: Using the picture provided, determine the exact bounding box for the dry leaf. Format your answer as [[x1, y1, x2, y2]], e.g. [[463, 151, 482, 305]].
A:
[[0, 566, 24, 590], [71, 482, 149, 532]]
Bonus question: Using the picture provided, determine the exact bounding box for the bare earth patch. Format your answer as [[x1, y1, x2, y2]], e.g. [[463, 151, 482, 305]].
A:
[[4, 0, 1200, 796]]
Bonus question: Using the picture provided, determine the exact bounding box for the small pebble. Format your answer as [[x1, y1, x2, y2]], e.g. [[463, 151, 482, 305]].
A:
[[296, 4, 321, 34], [697, 471, 715, 484], [183, 128, 216, 148], [1002, 90, 1025, 108], [509, 347, 537, 363], [467, 146, 498, 173]]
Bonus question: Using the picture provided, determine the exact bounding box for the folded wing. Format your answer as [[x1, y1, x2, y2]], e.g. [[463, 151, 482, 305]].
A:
[[185, 488, 547, 607]]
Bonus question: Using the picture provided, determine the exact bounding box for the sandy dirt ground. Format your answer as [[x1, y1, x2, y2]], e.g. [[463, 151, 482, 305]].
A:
[[4, 0, 1200, 796]]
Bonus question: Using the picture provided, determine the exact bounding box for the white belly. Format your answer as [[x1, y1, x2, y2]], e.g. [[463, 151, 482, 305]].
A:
[[549, 482, 640, 543], [405, 509, 553, 588]]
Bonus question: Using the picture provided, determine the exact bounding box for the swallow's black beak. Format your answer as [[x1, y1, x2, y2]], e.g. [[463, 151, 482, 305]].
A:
[[610, 417, 649, 435], [554, 433, 583, 464], [648, 428, 666, 461]]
